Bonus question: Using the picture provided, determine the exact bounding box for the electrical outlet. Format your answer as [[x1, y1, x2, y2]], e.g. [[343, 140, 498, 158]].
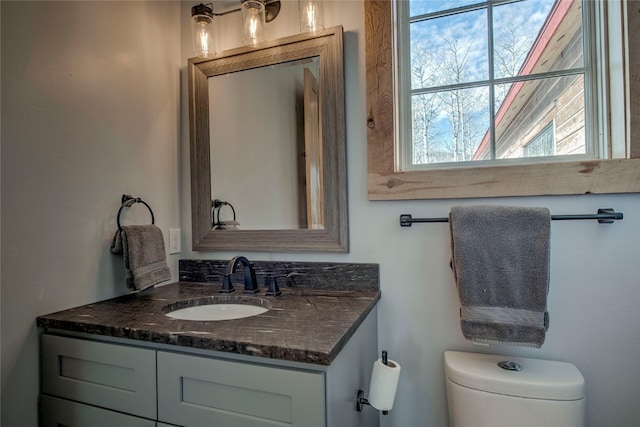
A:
[[169, 228, 181, 254]]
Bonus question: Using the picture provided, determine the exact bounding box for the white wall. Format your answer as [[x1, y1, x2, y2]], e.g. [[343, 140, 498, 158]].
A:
[[180, 1, 640, 427], [1, 2, 181, 425]]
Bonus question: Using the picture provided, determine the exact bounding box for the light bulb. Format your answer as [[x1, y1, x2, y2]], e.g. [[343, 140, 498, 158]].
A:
[[299, 1, 324, 33], [196, 22, 212, 55], [242, 1, 266, 47], [191, 4, 215, 56], [246, 9, 260, 40], [306, 4, 317, 30]]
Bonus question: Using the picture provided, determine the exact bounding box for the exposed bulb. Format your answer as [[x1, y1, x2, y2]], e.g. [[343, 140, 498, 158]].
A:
[[305, 3, 318, 30], [196, 21, 213, 55], [299, 1, 324, 33], [242, 1, 266, 47], [191, 4, 215, 56], [246, 9, 260, 41]]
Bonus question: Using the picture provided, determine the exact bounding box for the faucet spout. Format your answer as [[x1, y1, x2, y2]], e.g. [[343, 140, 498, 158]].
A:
[[224, 256, 259, 294], [226, 256, 244, 275]]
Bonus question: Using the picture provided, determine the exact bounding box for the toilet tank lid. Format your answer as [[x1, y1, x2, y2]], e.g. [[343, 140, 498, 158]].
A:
[[444, 351, 585, 400]]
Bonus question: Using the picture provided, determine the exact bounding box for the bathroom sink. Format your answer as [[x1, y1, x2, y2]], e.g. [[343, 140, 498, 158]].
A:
[[166, 304, 268, 321], [164, 296, 270, 321]]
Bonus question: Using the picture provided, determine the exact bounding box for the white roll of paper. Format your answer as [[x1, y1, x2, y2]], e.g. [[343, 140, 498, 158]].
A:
[[368, 358, 401, 411]]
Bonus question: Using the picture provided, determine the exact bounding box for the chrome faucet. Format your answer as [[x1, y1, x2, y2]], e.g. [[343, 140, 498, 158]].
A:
[[220, 256, 259, 294]]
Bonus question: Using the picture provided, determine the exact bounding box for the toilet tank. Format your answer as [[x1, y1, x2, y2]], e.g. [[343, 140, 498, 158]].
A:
[[444, 351, 585, 427]]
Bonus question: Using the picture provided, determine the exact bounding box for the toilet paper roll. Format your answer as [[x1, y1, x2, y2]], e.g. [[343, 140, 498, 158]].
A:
[[368, 358, 401, 411]]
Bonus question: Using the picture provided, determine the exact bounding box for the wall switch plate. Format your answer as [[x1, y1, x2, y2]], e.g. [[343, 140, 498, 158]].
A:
[[169, 228, 181, 254]]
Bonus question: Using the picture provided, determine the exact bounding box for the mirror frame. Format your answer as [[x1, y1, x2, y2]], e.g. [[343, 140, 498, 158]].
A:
[[188, 26, 348, 252]]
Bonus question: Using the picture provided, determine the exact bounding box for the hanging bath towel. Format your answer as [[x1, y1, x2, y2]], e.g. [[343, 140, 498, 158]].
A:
[[111, 225, 171, 292], [449, 205, 551, 348]]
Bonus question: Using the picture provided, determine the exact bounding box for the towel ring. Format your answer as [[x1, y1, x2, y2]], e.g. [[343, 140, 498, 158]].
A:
[[212, 199, 236, 229], [117, 194, 155, 231]]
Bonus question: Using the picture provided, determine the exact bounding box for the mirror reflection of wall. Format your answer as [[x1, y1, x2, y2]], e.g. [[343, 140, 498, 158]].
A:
[[208, 57, 321, 230]]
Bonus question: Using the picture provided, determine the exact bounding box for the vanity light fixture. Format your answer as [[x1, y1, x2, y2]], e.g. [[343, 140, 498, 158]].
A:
[[241, 0, 267, 47], [298, 0, 324, 33], [190, 1, 282, 55], [191, 3, 215, 56]]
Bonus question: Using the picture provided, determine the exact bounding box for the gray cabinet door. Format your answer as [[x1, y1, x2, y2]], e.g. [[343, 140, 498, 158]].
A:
[[157, 351, 325, 427], [39, 395, 155, 427], [41, 334, 157, 419]]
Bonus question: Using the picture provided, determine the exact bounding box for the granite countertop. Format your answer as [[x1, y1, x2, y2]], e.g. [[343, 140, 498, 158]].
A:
[[36, 281, 380, 366]]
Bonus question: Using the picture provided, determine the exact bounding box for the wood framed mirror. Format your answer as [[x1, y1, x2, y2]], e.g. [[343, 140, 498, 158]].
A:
[[189, 26, 348, 252]]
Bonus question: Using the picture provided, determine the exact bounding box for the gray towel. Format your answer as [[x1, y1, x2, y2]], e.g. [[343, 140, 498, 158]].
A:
[[111, 225, 171, 292], [449, 205, 551, 348]]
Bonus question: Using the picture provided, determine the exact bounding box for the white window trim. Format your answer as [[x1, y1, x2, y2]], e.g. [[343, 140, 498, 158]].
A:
[[396, 0, 615, 170], [605, 0, 630, 159]]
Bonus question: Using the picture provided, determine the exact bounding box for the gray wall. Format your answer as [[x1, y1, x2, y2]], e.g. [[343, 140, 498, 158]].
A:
[[0, 1, 638, 426], [1, 2, 181, 425]]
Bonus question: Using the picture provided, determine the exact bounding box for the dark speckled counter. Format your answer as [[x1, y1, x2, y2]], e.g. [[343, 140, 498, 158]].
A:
[[37, 262, 380, 366]]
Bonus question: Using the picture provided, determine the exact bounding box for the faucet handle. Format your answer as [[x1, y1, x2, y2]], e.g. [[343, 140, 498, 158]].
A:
[[242, 264, 260, 294], [265, 276, 283, 297], [219, 275, 235, 293]]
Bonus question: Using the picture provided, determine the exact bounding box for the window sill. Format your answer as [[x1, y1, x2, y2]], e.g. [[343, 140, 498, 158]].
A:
[[367, 158, 640, 200]]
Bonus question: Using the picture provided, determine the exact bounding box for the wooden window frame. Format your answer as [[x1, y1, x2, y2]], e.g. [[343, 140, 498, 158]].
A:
[[366, 0, 640, 200]]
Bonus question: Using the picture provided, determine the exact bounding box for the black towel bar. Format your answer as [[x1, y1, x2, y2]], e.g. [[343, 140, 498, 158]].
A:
[[117, 194, 155, 230], [399, 208, 623, 227]]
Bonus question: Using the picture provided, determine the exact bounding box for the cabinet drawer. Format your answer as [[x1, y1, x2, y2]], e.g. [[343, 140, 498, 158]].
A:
[[157, 351, 325, 427], [39, 395, 155, 427], [41, 334, 156, 419]]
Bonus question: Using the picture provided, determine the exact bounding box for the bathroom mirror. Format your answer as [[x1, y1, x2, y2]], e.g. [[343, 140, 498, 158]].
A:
[[189, 26, 347, 252], [208, 56, 321, 230]]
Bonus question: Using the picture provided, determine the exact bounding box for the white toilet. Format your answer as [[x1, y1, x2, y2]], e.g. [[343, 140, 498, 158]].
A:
[[444, 351, 585, 427]]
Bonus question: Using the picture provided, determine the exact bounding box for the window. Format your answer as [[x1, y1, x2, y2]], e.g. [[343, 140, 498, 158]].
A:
[[365, 0, 640, 200], [524, 122, 555, 158], [398, 0, 592, 169]]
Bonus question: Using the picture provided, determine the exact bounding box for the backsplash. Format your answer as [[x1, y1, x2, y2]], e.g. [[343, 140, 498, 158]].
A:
[[179, 260, 379, 292]]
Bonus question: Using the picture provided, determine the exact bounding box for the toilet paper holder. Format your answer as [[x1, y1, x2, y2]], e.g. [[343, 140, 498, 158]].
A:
[[357, 390, 382, 414], [357, 390, 389, 415], [356, 350, 400, 415]]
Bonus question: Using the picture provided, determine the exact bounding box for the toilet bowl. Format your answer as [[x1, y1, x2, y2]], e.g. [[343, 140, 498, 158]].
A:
[[444, 351, 585, 427]]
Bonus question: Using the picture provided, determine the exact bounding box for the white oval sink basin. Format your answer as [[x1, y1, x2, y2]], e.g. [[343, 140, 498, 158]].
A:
[[165, 303, 268, 321]]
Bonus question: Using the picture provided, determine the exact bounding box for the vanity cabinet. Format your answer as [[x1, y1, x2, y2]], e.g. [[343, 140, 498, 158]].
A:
[[40, 334, 157, 419], [39, 395, 157, 427], [39, 325, 374, 427], [158, 352, 325, 426], [40, 335, 323, 426], [38, 298, 379, 427]]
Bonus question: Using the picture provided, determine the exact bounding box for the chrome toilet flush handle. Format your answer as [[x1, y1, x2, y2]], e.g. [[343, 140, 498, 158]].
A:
[[498, 360, 523, 371]]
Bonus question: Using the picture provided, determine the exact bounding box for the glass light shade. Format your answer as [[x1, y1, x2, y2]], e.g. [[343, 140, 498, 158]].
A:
[[299, 0, 324, 33], [241, 0, 266, 47], [191, 4, 215, 56]]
